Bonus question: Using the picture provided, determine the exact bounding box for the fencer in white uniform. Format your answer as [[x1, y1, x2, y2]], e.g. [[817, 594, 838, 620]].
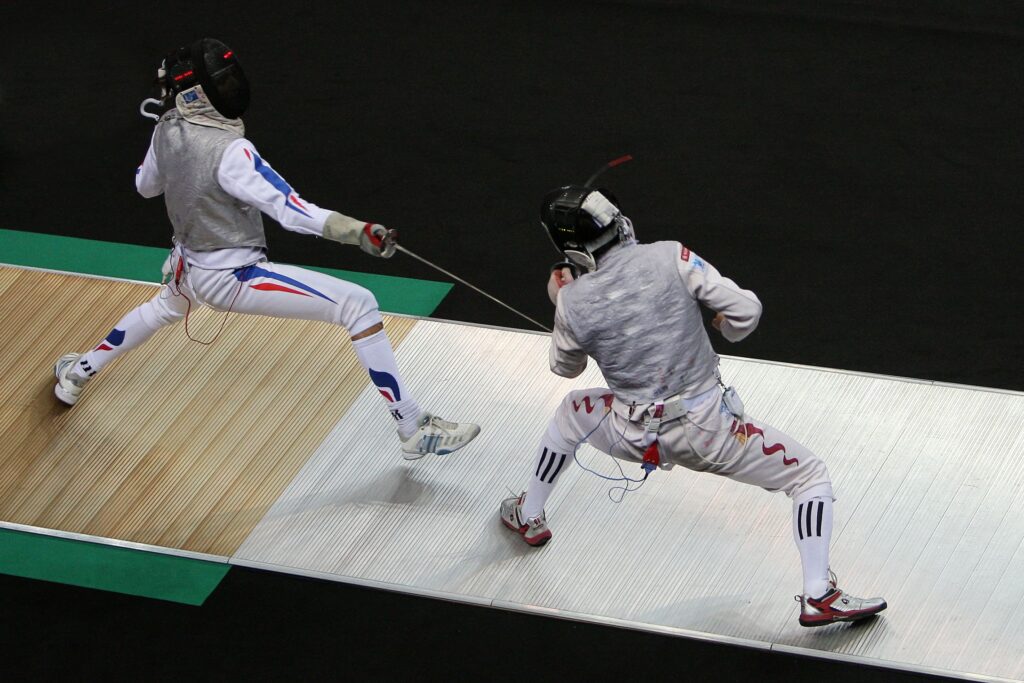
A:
[[499, 185, 886, 626], [53, 38, 479, 459]]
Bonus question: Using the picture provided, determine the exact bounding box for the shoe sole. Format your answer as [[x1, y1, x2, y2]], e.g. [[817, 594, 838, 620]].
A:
[[436, 425, 482, 456], [524, 532, 551, 547], [400, 445, 462, 460], [53, 355, 81, 406], [53, 384, 79, 406], [401, 450, 428, 461], [799, 601, 887, 627], [401, 425, 482, 459]]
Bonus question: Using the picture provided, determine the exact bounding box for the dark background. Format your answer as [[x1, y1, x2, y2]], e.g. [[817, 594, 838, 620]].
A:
[[2, 1, 1021, 680]]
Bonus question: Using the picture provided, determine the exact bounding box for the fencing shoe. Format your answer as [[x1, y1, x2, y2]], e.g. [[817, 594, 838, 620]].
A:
[[796, 571, 887, 627], [500, 492, 552, 547], [54, 353, 90, 406], [400, 413, 480, 460]]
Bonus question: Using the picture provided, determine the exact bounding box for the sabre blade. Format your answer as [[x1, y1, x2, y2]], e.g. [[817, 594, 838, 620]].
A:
[[395, 244, 551, 332], [584, 154, 633, 187]]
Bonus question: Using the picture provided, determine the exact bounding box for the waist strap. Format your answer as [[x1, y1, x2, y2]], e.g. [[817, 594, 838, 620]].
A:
[[613, 385, 720, 426]]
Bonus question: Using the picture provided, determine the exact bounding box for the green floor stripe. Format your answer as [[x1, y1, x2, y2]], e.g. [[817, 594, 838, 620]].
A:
[[0, 529, 228, 606], [0, 228, 452, 316]]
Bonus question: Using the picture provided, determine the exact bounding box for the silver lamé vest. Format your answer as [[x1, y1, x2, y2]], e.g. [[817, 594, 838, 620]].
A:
[[559, 241, 719, 403], [152, 110, 266, 252]]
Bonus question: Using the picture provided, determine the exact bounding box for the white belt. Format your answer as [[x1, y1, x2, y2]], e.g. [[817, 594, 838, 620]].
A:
[[612, 385, 721, 428], [641, 396, 686, 429]]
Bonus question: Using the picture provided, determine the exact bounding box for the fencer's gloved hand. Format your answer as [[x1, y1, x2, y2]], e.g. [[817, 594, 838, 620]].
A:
[[547, 260, 578, 305], [359, 223, 397, 258], [552, 260, 579, 280], [322, 212, 396, 258]]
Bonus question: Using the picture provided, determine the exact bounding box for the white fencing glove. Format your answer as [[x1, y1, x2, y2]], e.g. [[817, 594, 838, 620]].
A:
[[359, 223, 397, 258], [547, 260, 577, 305]]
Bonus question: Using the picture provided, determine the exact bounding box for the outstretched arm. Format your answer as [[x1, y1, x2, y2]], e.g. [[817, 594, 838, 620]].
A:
[[216, 138, 333, 234], [216, 138, 394, 257]]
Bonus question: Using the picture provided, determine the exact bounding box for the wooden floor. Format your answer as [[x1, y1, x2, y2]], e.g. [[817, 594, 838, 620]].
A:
[[0, 266, 416, 556]]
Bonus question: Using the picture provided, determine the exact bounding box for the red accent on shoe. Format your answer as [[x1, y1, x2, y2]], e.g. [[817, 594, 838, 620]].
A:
[[808, 589, 843, 609], [501, 517, 526, 534], [523, 529, 552, 546], [501, 510, 552, 547]]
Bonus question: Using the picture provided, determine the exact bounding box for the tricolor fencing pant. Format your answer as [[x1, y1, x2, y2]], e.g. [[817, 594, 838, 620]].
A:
[[74, 252, 422, 436]]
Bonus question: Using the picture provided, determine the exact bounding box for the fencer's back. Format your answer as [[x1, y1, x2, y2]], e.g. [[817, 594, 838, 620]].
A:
[[559, 241, 719, 403], [153, 110, 265, 252]]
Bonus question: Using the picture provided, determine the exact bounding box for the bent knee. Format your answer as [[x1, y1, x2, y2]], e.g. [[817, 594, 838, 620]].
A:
[[349, 285, 378, 310], [790, 458, 833, 502], [346, 294, 382, 333]]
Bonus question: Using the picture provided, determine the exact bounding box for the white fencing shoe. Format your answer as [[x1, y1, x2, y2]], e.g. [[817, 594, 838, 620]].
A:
[[54, 353, 89, 406], [796, 571, 887, 627], [500, 492, 552, 547], [400, 413, 480, 460]]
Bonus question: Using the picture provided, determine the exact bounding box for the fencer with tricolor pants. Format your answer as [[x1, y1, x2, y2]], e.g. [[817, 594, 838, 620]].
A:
[[521, 240, 835, 598], [59, 59, 480, 458], [71, 94, 422, 437]]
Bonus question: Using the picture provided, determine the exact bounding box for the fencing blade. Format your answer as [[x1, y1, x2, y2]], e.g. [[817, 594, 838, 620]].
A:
[[395, 244, 551, 332]]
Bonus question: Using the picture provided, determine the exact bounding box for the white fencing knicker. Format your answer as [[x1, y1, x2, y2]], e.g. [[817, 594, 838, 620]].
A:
[[543, 384, 833, 501]]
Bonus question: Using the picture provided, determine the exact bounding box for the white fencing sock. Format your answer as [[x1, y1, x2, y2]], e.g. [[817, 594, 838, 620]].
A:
[[521, 422, 575, 521], [793, 493, 834, 598], [351, 330, 422, 439]]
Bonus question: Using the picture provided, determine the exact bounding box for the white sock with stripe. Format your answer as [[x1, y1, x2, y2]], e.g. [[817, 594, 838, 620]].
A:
[[521, 424, 574, 521], [793, 492, 834, 598], [351, 330, 422, 439]]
